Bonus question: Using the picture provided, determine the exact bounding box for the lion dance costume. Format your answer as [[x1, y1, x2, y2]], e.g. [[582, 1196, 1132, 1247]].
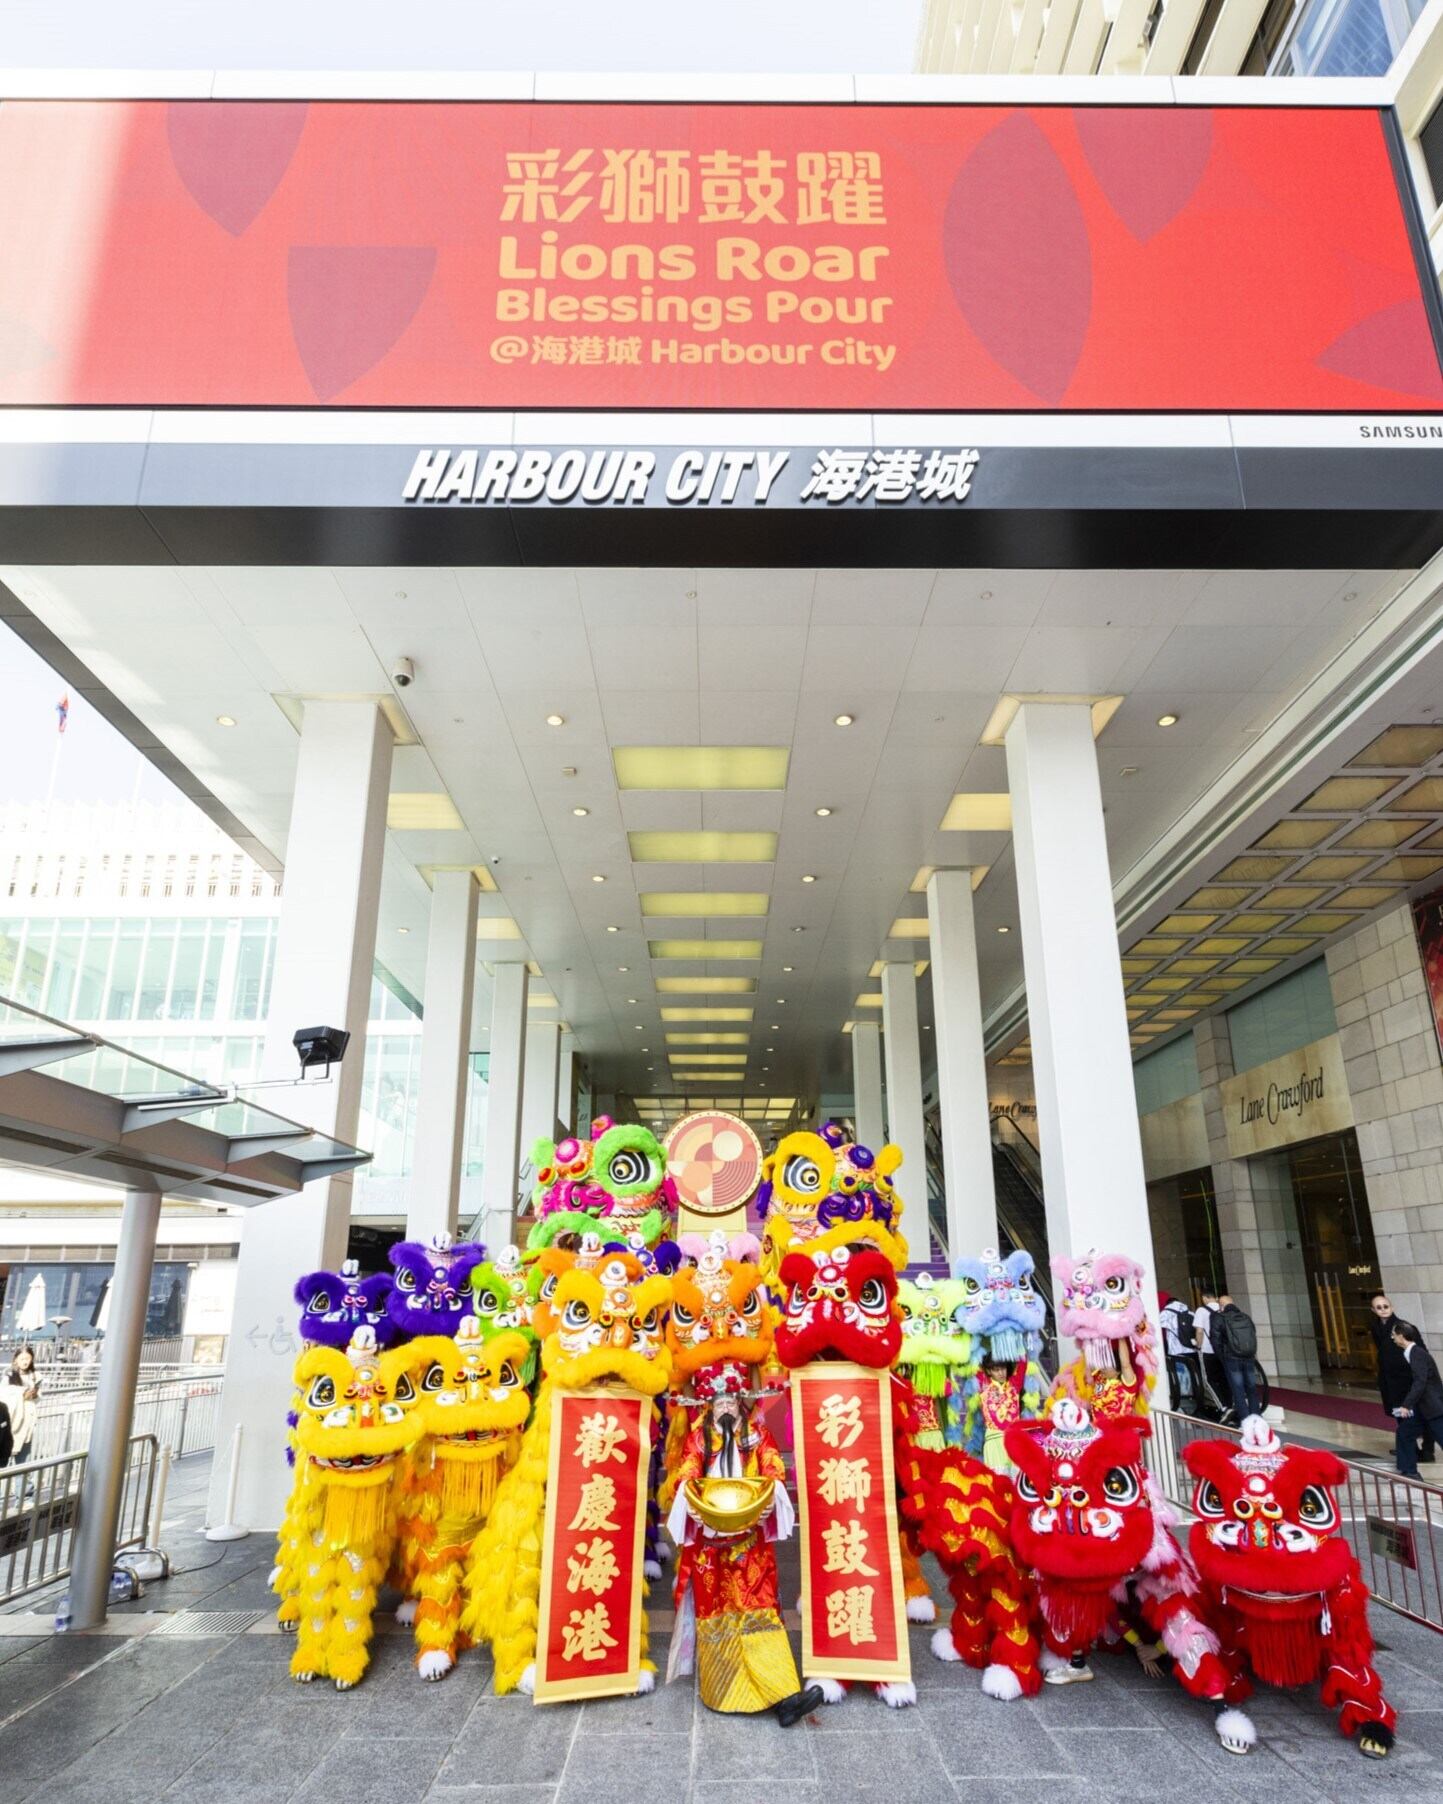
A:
[[1007, 1397, 1255, 1752], [396, 1318, 532, 1680], [1052, 1249, 1157, 1421], [460, 1239, 673, 1695], [663, 1230, 803, 1714], [953, 1249, 1048, 1472], [1186, 1416, 1396, 1757], [273, 1327, 426, 1688]]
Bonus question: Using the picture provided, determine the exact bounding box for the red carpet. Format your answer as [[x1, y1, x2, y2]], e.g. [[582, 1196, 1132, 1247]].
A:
[[1271, 1384, 1389, 1429]]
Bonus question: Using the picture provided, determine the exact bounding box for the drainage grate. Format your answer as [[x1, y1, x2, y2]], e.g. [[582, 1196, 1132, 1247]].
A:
[[148, 1609, 266, 1638]]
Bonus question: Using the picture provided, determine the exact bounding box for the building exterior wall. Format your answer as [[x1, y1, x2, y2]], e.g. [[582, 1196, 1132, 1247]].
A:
[[1325, 902, 1443, 1335]]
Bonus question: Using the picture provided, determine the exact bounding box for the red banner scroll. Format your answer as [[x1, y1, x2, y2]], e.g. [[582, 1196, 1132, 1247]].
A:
[[535, 1388, 651, 1704], [791, 1363, 909, 1684]]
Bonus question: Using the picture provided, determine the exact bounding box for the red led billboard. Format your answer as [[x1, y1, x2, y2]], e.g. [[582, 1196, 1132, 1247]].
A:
[[0, 100, 1438, 411]]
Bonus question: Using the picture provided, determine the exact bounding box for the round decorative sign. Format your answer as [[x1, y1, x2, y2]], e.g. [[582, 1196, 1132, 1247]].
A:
[[664, 1111, 763, 1217]]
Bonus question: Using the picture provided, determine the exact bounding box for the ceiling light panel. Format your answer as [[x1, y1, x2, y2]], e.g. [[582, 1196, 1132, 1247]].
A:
[[1296, 775, 1397, 811], [940, 793, 1013, 832], [1347, 725, 1443, 766], [1251, 819, 1337, 850], [1336, 819, 1429, 848], [1215, 856, 1295, 882], [629, 831, 778, 863], [614, 746, 790, 790], [655, 976, 757, 994], [1183, 887, 1254, 910], [1298, 855, 1372, 880], [669, 1053, 749, 1066], [419, 862, 500, 892], [387, 793, 465, 831], [640, 892, 769, 917], [666, 1032, 750, 1045], [1372, 855, 1443, 880], [1383, 776, 1443, 812], [660, 1007, 755, 1022], [475, 918, 524, 940], [855, 993, 884, 1007], [649, 939, 764, 959], [887, 918, 931, 939], [869, 960, 929, 978]]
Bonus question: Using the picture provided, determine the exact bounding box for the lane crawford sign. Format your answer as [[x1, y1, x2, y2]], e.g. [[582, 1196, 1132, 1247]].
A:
[[1220, 1034, 1353, 1160]]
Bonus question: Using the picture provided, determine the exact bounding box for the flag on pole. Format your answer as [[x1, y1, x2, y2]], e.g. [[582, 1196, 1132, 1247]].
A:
[[55, 693, 69, 734]]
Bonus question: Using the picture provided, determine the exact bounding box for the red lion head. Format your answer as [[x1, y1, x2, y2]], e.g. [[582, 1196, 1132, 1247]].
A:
[[1184, 1419, 1351, 1605], [1006, 1399, 1155, 1592], [774, 1241, 901, 1369]]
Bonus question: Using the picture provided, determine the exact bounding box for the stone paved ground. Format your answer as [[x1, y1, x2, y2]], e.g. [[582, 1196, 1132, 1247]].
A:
[[4, 1452, 1443, 1804]]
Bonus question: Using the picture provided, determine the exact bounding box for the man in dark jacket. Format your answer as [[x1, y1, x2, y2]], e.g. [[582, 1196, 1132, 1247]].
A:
[[1390, 1319, 1443, 1477], [1371, 1293, 1433, 1464]]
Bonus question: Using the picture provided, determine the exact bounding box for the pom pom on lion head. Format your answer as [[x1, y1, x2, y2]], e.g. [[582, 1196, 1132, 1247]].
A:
[[540, 1251, 673, 1395], [774, 1240, 901, 1370]]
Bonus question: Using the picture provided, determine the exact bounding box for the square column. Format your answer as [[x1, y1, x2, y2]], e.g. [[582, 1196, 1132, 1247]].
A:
[[408, 870, 480, 1242], [926, 869, 997, 1259], [1003, 702, 1159, 1326], [881, 962, 928, 1252], [521, 1019, 561, 1156], [851, 1021, 884, 1151], [211, 700, 393, 1531], [558, 1033, 580, 1133], [480, 963, 529, 1251]]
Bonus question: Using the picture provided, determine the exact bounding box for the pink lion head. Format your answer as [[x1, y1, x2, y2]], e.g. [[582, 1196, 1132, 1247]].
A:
[[1051, 1250, 1151, 1373]]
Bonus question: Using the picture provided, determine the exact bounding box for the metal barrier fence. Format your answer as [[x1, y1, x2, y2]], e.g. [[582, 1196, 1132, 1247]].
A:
[[0, 1433, 159, 1607], [1148, 1407, 1443, 1633], [32, 1375, 223, 1462]]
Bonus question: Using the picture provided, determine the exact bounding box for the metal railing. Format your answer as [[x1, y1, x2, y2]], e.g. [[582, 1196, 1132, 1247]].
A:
[[31, 1374, 223, 1462], [0, 1433, 159, 1607], [1148, 1407, 1443, 1633]]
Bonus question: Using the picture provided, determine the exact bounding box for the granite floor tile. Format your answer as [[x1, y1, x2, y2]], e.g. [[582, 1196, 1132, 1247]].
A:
[[554, 1729, 691, 1804], [292, 1736, 447, 1804], [436, 1699, 579, 1788], [922, 1694, 1081, 1777], [807, 1729, 955, 1799], [693, 1701, 819, 1779]]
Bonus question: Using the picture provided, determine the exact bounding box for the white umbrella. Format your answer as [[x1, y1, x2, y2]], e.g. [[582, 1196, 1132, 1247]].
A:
[[16, 1273, 47, 1334]]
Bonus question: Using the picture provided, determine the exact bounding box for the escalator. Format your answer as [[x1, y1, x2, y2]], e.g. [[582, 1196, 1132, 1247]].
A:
[[922, 1107, 1053, 1314]]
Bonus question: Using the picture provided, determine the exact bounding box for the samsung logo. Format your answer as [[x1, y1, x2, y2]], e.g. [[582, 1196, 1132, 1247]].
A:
[[1358, 423, 1443, 440]]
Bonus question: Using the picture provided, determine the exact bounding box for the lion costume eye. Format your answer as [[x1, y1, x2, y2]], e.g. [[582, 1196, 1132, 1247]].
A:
[[305, 1291, 331, 1314], [395, 1267, 417, 1293], [421, 1362, 446, 1393], [1015, 1471, 1039, 1501], [306, 1373, 336, 1409], [857, 1277, 888, 1312], [782, 1154, 822, 1194], [394, 1371, 415, 1403], [498, 1361, 519, 1387], [638, 1309, 660, 1334], [1195, 1480, 1226, 1518], [1103, 1274, 1127, 1294], [1102, 1467, 1140, 1505], [740, 1290, 760, 1317], [475, 1288, 499, 1313], [1298, 1485, 1337, 1530], [562, 1299, 593, 1330], [540, 1274, 559, 1300], [671, 1301, 695, 1328]]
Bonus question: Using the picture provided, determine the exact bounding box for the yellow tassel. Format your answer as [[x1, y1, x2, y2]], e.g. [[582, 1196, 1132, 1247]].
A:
[[321, 1470, 391, 1549], [438, 1441, 505, 1521]]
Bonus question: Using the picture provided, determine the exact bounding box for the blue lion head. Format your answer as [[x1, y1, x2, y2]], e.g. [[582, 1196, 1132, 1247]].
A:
[[952, 1248, 1047, 1361]]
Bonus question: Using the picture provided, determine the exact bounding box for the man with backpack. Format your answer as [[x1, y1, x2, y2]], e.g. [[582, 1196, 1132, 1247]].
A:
[[1211, 1293, 1262, 1422]]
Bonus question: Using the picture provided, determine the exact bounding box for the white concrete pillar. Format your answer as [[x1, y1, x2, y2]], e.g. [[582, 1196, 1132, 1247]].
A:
[[481, 963, 529, 1251], [558, 1033, 580, 1133], [210, 700, 392, 1532], [1003, 701, 1158, 1325], [880, 963, 928, 1253], [851, 1022, 884, 1151], [521, 1018, 561, 1158], [69, 1182, 161, 1628], [408, 870, 480, 1242], [926, 869, 998, 1260]]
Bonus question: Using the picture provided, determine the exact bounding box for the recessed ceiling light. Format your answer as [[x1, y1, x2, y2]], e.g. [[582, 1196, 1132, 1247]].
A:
[[216, 714, 237, 728], [801, 874, 817, 884], [635, 1024, 643, 1030], [1156, 713, 1179, 728], [770, 1023, 780, 1030], [618, 966, 629, 972], [627, 997, 637, 1004], [782, 965, 794, 973], [591, 874, 606, 883], [834, 714, 854, 727], [572, 806, 589, 817], [923, 1023, 931, 1030], [546, 714, 565, 727], [642, 1047, 649, 1052], [792, 926, 805, 934], [397, 926, 410, 935], [606, 926, 620, 933], [815, 806, 833, 818], [1119, 766, 1139, 777], [997, 924, 1011, 933]]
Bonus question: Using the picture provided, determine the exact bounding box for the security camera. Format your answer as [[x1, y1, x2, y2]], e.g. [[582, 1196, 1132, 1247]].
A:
[[391, 656, 415, 689]]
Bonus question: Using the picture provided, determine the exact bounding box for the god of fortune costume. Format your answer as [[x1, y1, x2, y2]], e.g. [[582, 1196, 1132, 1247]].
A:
[[387, 1234, 486, 1339], [953, 1250, 1049, 1472], [271, 1260, 396, 1631], [273, 1327, 427, 1688], [1185, 1417, 1396, 1758], [1007, 1398, 1254, 1753], [1051, 1250, 1157, 1422], [398, 1318, 531, 1680], [663, 1230, 805, 1714], [460, 1245, 673, 1695], [893, 1273, 970, 1624]]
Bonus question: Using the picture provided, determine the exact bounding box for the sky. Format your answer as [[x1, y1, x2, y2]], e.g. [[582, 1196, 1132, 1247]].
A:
[[0, 631, 177, 808], [1, 0, 924, 73]]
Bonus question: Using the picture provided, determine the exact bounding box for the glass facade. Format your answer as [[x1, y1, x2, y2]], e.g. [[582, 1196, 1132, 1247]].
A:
[[1226, 958, 1337, 1076], [0, 912, 489, 1207], [0, 1258, 195, 1340], [1133, 1031, 1201, 1115]]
